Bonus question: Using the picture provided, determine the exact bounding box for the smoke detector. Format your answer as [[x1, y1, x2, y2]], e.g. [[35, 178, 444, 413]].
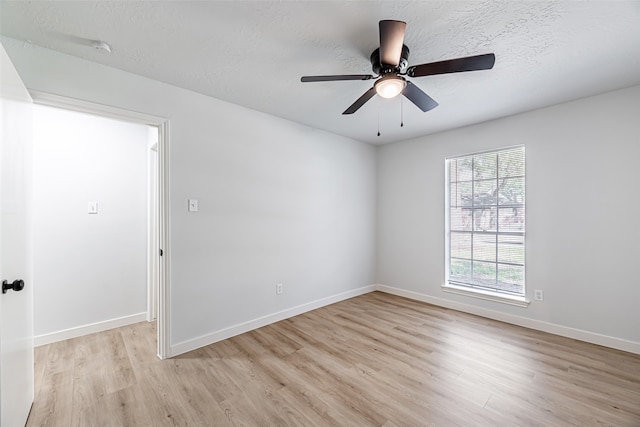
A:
[[91, 40, 111, 53]]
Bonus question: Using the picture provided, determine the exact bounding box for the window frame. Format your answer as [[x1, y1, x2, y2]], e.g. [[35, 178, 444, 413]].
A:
[[443, 146, 528, 307]]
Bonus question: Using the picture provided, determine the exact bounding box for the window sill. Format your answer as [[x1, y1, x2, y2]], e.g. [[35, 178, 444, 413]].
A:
[[442, 284, 530, 307]]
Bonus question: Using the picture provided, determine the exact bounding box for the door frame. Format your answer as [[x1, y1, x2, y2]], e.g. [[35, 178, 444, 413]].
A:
[[147, 134, 159, 323], [29, 91, 171, 359]]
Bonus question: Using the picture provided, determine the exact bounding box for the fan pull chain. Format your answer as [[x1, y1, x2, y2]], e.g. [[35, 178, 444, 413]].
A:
[[400, 96, 404, 127], [377, 99, 381, 136]]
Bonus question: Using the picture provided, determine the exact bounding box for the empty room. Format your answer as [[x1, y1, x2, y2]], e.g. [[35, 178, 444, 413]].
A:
[[0, 1, 639, 426]]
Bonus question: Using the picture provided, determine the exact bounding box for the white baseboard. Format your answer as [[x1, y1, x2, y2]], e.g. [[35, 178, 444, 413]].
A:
[[170, 285, 376, 357], [375, 284, 640, 355], [34, 312, 148, 347], [55, 284, 635, 357]]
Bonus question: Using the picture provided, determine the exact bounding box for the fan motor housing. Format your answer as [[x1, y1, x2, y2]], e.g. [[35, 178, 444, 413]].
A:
[[371, 45, 410, 75]]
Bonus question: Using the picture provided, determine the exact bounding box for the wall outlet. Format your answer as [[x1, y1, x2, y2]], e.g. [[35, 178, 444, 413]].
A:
[[276, 283, 283, 295], [534, 289, 544, 301]]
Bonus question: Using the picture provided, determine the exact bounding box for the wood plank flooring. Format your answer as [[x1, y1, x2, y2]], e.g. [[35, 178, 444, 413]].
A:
[[27, 292, 640, 426]]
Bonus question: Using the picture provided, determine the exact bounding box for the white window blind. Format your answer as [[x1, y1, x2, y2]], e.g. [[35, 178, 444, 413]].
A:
[[447, 146, 525, 296]]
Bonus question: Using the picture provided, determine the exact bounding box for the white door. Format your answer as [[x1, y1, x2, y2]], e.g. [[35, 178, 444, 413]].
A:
[[0, 43, 34, 426]]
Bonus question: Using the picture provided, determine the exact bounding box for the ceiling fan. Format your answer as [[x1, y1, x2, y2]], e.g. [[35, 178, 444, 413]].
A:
[[301, 20, 495, 115]]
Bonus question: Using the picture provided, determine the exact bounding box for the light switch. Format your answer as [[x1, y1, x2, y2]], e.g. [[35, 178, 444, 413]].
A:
[[88, 202, 98, 214], [188, 199, 198, 212]]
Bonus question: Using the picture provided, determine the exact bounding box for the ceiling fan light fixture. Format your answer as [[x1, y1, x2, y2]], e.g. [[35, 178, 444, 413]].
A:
[[301, 20, 495, 115], [374, 75, 406, 98]]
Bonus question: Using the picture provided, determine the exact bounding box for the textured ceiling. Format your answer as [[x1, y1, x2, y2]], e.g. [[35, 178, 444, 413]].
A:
[[1, 1, 640, 145]]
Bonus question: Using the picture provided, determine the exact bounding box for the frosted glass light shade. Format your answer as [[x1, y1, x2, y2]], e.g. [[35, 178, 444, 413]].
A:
[[375, 75, 406, 98]]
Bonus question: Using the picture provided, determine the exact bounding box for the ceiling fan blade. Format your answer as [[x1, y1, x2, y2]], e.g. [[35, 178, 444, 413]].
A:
[[403, 81, 439, 112], [379, 20, 406, 66], [343, 87, 377, 115], [301, 74, 374, 82], [406, 53, 496, 78]]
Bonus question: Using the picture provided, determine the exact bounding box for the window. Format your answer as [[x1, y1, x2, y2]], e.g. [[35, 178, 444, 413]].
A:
[[446, 146, 525, 298]]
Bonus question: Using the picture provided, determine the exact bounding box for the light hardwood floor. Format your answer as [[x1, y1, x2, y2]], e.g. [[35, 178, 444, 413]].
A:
[[27, 292, 640, 426]]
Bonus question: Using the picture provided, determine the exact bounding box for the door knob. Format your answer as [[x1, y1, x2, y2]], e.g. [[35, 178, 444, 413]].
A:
[[2, 279, 25, 294]]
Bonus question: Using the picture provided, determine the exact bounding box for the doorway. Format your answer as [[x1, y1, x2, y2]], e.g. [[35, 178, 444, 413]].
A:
[[30, 92, 170, 359]]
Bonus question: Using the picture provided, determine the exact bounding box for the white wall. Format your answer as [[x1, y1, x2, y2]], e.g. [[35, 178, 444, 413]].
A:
[[33, 105, 149, 339], [1, 38, 377, 354], [377, 85, 640, 348], [12, 36, 636, 355]]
